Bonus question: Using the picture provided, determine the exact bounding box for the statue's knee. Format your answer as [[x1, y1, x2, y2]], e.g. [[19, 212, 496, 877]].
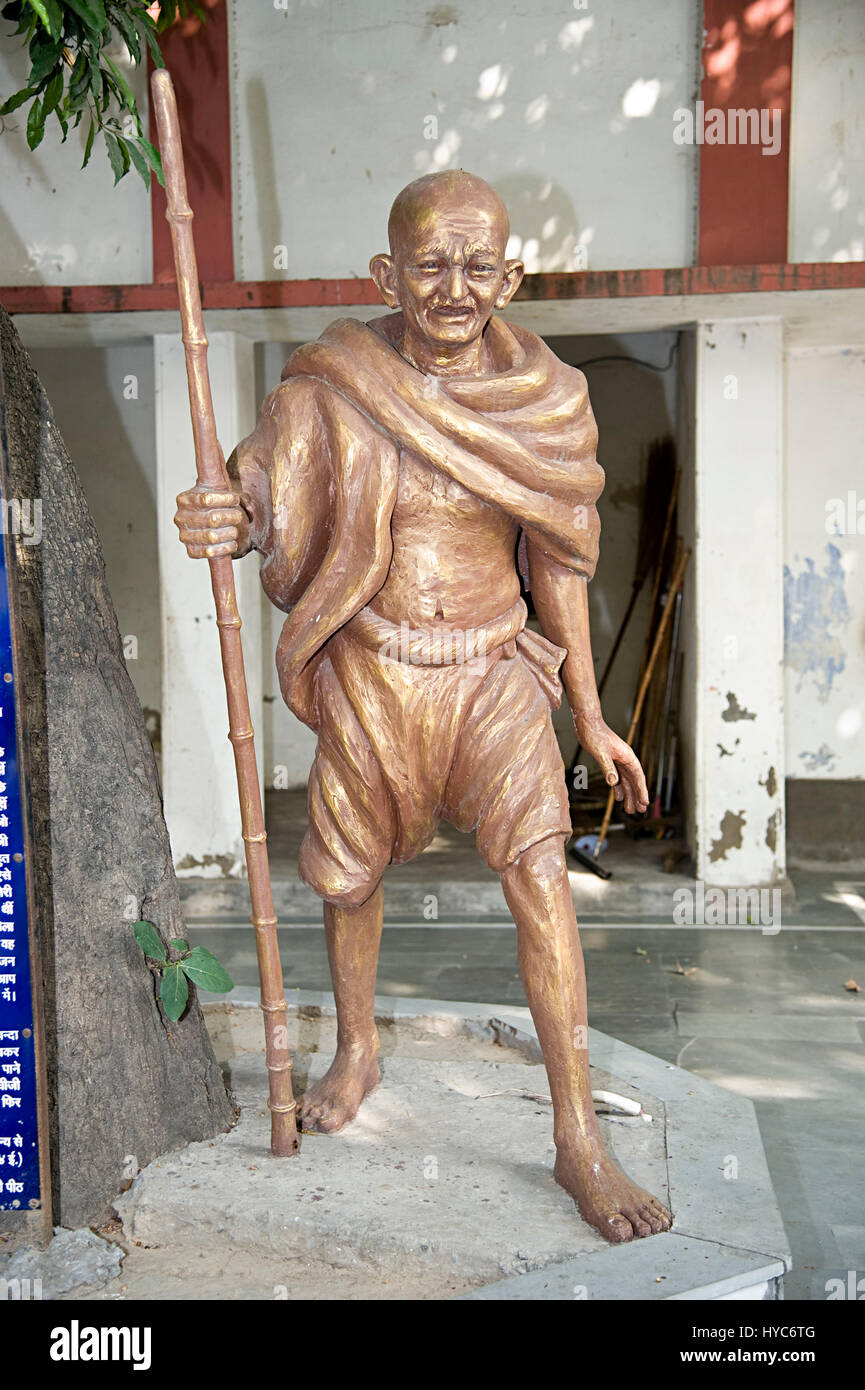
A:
[[321, 879, 381, 911], [503, 834, 567, 890], [299, 831, 385, 910]]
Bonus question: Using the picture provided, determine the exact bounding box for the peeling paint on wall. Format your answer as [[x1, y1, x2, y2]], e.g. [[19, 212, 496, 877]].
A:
[[784, 543, 851, 700], [798, 743, 838, 773], [765, 809, 781, 853], [759, 765, 778, 797], [708, 809, 747, 863], [717, 737, 741, 759], [721, 692, 757, 723], [175, 852, 242, 878]]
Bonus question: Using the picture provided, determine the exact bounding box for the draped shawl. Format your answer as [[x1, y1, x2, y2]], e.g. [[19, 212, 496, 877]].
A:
[[228, 312, 604, 723]]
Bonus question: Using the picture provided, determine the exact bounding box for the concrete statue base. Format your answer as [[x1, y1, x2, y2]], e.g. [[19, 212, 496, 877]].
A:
[[112, 992, 790, 1300]]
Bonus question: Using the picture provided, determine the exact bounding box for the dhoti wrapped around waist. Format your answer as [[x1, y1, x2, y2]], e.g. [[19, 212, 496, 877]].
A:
[[347, 597, 534, 667], [299, 597, 573, 906]]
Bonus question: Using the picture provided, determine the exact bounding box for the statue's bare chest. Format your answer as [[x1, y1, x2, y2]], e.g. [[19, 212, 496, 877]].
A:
[[393, 448, 503, 529]]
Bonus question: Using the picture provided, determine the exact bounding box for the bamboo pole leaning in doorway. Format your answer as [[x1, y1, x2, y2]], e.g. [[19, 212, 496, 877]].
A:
[[593, 547, 692, 860]]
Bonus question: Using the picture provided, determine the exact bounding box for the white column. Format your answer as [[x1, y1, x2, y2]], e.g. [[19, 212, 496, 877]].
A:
[[155, 332, 263, 877], [690, 318, 786, 887]]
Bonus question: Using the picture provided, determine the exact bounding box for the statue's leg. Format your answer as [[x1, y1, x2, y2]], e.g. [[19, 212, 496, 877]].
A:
[[501, 835, 672, 1242], [292, 643, 396, 1135], [297, 882, 384, 1135]]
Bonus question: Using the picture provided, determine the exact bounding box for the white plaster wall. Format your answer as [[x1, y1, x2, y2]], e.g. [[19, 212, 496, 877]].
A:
[[0, 37, 151, 284], [784, 346, 865, 779], [155, 332, 264, 873], [229, 0, 700, 280], [789, 0, 865, 262], [29, 343, 161, 723], [692, 318, 786, 887]]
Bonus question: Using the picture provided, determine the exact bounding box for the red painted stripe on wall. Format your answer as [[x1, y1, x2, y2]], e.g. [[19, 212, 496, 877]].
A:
[[148, 0, 234, 284], [698, 0, 794, 265], [3, 263, 863, 317]]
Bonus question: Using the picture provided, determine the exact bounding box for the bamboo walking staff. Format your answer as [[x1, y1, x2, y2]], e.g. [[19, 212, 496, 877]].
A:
[[150, 69, 299, 1157], [592, 546, 691, 860]]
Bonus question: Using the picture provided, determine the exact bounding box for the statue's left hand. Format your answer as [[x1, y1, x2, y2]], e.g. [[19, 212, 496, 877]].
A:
[[573, 712, 649, 815]]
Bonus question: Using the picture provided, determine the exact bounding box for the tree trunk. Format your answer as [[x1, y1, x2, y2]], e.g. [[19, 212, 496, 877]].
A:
[[0, 304, 235, 1230]]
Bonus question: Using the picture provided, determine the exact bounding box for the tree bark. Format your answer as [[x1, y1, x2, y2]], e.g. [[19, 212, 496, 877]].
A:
[[0, 304, 235, 1229]]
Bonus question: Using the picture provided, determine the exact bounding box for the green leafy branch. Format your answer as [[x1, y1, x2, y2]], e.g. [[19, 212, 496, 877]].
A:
[[0, 1, 207, 185], [133, 919, 233, 1022]]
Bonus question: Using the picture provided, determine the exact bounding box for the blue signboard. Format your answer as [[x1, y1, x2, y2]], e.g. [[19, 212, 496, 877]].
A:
[[0, 528, 40, 1210]]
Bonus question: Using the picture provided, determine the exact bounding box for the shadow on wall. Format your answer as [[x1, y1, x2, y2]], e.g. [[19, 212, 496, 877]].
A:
[[398, 5, 692, 273], [233, 0, 700, 278], [239, 75, 589, 279], [0, 181, 42, 284], [245, 75, 282, 283], [493, 172, 586, 273]]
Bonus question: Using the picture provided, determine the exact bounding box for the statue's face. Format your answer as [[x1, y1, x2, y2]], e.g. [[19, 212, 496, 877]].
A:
[[371, 191, 523, 350], [394, 205, 508, 345]]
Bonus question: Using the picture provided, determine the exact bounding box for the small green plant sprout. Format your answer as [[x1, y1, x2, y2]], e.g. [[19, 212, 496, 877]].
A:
[[132, 919, 233, 1022]]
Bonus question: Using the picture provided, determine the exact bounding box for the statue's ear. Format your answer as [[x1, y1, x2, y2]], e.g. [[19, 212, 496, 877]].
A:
[[495, 258, 525, 309], [370, 253, 400, 308]]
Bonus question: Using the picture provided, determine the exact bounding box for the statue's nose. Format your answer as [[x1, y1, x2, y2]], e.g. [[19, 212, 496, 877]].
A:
[[446, 266, 468, 300]]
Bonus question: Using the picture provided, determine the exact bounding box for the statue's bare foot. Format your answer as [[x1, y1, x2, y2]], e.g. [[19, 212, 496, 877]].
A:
[[554, 1139, 672, 1243], [298, 1044, 380, 1134]]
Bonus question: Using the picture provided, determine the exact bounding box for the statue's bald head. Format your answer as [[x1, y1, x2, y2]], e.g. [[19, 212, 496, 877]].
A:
[[388, 171, 510, 259], [370, 170, 523, 357]]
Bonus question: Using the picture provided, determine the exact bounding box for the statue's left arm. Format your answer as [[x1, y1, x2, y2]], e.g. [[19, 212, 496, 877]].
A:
[[525, 538, 649, 815]]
